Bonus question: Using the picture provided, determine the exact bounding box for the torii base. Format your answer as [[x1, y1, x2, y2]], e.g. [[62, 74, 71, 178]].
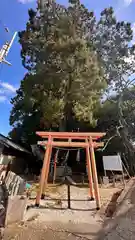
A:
[[88, 197, 95, 201], [41, 194, 45, 199]]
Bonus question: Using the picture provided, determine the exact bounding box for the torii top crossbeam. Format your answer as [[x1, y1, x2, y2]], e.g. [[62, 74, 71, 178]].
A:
[[36, 131, 106, 139], [36, 131, 106, 148]]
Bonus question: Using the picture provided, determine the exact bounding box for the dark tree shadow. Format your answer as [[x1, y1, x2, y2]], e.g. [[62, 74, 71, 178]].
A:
[[96, 179, 135, 239]]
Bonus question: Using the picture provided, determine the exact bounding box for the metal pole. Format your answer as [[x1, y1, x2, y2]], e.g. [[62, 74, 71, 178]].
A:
[[67, 184, 71, 209], [4, 32, 17, 57], [89, 136, 101, 210], [35, 135, 52, 206], [0, 32, 17, 65]]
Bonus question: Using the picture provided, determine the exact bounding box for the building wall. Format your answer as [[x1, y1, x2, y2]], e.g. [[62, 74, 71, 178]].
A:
[[0, 154, 13, 165]]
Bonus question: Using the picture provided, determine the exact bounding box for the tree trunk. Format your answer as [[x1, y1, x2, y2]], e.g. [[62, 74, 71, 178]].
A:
[[118, 95, 135, 176], [59, 74, 73, 132]]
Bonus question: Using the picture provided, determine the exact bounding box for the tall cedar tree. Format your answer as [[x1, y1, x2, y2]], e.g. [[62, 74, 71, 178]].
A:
[[9, 1, 135, 145], [9, 0, 105, 143]]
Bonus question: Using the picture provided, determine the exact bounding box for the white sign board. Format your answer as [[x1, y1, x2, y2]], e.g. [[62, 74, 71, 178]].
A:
[[103, 155, 123, 171]]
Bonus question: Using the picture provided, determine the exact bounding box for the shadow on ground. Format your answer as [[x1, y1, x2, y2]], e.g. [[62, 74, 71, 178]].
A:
[[96, 178, 135, 239]]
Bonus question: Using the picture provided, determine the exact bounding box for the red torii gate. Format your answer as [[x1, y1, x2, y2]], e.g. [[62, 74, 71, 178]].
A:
[[35, 131, 106, 209]]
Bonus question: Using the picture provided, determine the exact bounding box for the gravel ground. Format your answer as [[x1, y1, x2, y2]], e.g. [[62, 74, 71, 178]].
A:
[[3, 221, 102, 240], [3, 222, 85, 240], [3, 184, 124, 240], [25, 184, 121, 223]]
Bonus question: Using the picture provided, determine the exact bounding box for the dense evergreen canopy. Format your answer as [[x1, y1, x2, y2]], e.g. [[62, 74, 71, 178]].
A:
[[9, 0, 135, 174]]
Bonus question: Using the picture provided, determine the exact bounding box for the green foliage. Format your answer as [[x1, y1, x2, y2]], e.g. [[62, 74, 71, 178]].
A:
[[91, 7, 134, 87], [96, 87, 135, 175], [9, 1, 135, 148], [9, 0, 106, 142]]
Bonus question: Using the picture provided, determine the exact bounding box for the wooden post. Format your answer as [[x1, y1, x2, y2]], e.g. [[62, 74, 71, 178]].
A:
[[53, 150, 58, 184], [86, 140, 94, 200], [89, 136, 101, 210], [42, 142, 53, 198], [35, 135, 52, 206]]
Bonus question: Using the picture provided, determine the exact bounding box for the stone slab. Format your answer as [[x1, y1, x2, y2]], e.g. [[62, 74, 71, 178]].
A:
[[5, 196, 27, 225]]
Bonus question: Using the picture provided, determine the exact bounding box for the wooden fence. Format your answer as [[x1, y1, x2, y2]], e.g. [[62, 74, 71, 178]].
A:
[[5, 171, 26, 196]]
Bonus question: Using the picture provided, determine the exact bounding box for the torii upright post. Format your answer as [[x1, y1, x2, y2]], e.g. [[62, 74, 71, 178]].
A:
[[42, 140, 53, 198], [89, 136, 101, 210], [86, 139, 94, 200], [36, 135, 52, 206]]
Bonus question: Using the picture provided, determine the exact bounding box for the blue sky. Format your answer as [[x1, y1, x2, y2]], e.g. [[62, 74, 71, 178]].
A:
[[0, 0, 135, 136]]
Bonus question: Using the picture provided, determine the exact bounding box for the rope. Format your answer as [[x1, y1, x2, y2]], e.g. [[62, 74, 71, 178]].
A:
[[53, 146, 84, 151]]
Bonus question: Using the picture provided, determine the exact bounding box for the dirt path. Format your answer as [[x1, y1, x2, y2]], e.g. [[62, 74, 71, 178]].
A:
[[3, 222, 79, 240], [99, 179, 135, 239], [3, 222, 102, 240]]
